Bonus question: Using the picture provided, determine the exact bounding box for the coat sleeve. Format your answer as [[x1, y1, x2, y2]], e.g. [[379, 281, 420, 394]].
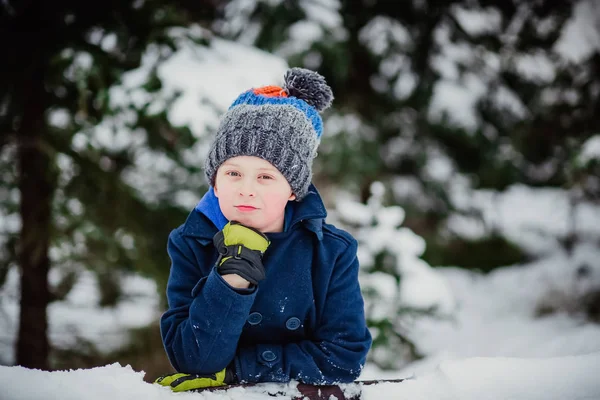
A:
[[160, 228, 257, 374], [233, 237, 372, 384]]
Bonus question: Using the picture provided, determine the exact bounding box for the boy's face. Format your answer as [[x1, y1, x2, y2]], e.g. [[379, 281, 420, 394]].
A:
[[214, 156, 296, 233]]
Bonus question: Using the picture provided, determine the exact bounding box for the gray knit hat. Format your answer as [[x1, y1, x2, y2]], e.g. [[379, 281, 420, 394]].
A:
[[204, 68, 333, 200]]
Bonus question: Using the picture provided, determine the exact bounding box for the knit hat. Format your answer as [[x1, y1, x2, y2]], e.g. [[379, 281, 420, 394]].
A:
[[204, 68, 333, 200]]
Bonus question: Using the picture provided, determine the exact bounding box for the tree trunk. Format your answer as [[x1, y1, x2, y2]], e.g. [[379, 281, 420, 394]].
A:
[[16, 63, 53, 370]]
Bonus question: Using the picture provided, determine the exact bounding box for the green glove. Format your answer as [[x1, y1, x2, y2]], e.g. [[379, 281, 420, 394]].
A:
[[154, 368, 235, 392], [213, 221, 270, 285]]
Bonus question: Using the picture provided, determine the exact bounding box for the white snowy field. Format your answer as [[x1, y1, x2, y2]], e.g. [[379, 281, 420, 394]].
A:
[[1, 352, 600, 400]]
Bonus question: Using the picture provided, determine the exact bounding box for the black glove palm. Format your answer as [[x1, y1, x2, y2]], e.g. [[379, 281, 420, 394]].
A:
[[213, 221, 270, 286]]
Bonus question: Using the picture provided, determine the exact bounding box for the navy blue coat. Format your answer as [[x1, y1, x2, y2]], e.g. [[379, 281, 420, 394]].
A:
[[160, 185, 372, 384]]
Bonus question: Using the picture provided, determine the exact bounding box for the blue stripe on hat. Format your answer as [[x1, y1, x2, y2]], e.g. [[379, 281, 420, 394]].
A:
[[229, 91, 323, 138]]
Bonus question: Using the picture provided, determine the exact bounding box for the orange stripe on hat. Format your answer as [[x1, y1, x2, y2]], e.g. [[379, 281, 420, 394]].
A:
[[253, 85, 288, 98]]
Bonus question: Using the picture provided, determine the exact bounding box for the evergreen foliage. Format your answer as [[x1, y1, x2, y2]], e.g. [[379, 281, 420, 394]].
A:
[[0, 0, 216, 369], [217, 0, 600, 268], [1, 0, 599, 373]]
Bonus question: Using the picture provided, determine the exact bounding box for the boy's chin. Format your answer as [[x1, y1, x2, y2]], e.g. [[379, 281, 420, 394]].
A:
[[229, 215, 260, 230]]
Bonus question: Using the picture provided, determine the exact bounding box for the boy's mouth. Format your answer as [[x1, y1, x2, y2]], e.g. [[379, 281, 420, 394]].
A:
[[235, 205, 258, 212]]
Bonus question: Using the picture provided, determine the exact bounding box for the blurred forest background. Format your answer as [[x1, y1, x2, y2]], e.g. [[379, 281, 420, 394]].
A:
[[1, 0, 599, 382]]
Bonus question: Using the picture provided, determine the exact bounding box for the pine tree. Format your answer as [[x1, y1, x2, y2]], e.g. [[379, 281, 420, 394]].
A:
[[0, 0, 216, 369], [216, 0, 599, 267], [216, 0, 600, 369]]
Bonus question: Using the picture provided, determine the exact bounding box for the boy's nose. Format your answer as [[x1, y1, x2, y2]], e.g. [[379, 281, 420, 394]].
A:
[[239, 180, 255, 197]]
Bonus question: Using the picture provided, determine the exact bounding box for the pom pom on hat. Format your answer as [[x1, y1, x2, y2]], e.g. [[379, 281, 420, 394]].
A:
[[284, 67, 333, 112]]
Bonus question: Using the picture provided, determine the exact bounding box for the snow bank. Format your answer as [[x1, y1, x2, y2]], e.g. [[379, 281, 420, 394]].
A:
[[389, 254, 600, 377], [2, 353, 600, 400], [362, 352, 600, 400]]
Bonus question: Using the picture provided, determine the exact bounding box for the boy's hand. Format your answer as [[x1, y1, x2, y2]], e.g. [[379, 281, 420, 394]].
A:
[[154, 368, 236, 392], [213, 221, 270, 286]]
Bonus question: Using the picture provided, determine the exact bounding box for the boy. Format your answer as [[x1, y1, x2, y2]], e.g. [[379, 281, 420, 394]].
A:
[[156, 68, 372, 392]]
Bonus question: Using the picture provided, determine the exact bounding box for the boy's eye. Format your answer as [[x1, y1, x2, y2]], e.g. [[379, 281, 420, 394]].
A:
[[259, 174, 273, 180], [226, 171, 240, 177]]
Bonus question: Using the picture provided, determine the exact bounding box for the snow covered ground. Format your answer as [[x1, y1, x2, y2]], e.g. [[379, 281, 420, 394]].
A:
[[1, 352, 599, 400]]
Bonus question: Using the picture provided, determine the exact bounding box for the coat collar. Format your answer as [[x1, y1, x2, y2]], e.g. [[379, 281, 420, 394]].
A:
[[181, 184, 327, 241]]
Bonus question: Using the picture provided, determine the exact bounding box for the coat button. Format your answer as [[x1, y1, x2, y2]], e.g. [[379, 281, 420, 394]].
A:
[[248, 312, 262, 325], [285, 317, 301, 330], [261, 350, 277, 362]]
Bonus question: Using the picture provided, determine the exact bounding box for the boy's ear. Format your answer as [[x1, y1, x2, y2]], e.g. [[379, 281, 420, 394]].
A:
[[213, 184, 219, 198], [288, 192, 296, 201]]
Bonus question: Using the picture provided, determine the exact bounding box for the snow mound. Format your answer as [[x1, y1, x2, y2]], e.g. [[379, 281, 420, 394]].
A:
[[3, 353, 600, 400]]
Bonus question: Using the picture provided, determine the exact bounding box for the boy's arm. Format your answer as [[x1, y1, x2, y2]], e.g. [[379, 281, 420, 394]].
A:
[[160, 228, 256, 374], [233, 238, 372, 384]]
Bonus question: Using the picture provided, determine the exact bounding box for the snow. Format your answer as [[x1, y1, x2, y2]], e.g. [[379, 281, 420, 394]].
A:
[[451, 5, 502, 36], [513, 51, 556, 83], [157, 34, 288, 135], [392, 63, 417, 100], [108, 28, 287, 139], [360, 206, 454, 313], [300, 0, 342, 31], [334, 183, 456, 357], [492, 85, 528, 118], [85, 26, 288, 209], [277, 0, 347, 62], [359, 16, 412, 56], [2, 354, 600, 400], [397, 256, 600, 368], [580, 134, 600, 163], [447, 183, 600, 256], [280, 21, 324, 56], [47, 108, 72, 129], [428, 19, 491, 131], [554, 0, 600, 63], [0, 268, 160, 362], [362, 353, 600, 400], [427, 0, 600, 132]]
